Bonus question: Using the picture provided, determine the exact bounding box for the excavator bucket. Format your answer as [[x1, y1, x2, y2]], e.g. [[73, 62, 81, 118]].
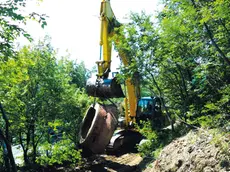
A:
[[86, 77, 124, 98]]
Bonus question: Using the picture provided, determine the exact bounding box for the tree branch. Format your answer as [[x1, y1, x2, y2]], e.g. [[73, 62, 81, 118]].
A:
[[190, 0, 230, 66]]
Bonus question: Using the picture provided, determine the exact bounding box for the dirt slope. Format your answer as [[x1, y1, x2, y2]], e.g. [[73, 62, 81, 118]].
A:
[[144, 129, 230, 172]]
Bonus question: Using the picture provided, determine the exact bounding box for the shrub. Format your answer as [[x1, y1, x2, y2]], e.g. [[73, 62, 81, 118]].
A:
[[36, 138, 82, 167], [136, 121, 159, 158]]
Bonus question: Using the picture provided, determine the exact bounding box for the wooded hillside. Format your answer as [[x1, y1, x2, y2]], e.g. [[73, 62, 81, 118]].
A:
[[0, 0, 229, 171]]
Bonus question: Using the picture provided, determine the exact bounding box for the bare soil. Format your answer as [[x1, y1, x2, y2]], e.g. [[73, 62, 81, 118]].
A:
[[79, 153, 144, 172], [143, 129, 230, 172]]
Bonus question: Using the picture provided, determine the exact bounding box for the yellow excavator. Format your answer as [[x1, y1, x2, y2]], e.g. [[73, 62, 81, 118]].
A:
[[79, 0, 163, 154]]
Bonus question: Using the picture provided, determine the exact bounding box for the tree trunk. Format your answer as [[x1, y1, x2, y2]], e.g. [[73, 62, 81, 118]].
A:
[[23, 150, 29, 165], [148, 73, 174, 132], [2, 141, 10, 172], [0, 103, 17, 172], [31, 120, 36, 164], [19, 131, 30, 166], [24, 128, 31, 165], [176, 64, 189, 121], [0, 130, 17, 172]]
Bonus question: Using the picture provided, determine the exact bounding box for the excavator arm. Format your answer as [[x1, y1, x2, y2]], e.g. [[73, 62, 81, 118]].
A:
[[87, 0, 140, 125], [86, 0, 124, 98], [97, 0, 120, 79]]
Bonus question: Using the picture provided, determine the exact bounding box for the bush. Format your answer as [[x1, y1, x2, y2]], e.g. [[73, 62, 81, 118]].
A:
[[136, 121, 159, 158], [36, 138, 82, 167], [136, 120, 190, 158]]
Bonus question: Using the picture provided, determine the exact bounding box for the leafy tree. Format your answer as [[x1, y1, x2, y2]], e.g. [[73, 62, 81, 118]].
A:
[[69, 61, 88, 88], [114, 0, 230, 131], [0, 0, 46, 58], [2, 39, 92, 168], [114, 12, 173, 128], [0, 103, 17, 172], [0, 0, 47, 170], [157, 0, 230, 125]]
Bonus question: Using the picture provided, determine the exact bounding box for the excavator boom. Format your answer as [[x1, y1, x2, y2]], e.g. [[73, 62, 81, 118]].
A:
[[86, 0, 124, 98]]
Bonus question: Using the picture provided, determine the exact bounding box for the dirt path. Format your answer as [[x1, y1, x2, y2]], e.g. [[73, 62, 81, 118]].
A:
[[78, 153, 152, 172]]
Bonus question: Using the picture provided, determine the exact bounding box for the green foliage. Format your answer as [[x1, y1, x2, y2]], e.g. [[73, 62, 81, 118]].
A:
[[136, 120, 188, 158], [0, 0, 47, 57], [209, 129, 229, 154], [111, 0, 230, 158], [136, 121, 159, 158], [0, 0, 93, 169], [36, 137, 82, 166], [0, 38, 92, 167], [69, 61, 88, 88], [115, 0, 230, 129], [59, 88, 93, 146]]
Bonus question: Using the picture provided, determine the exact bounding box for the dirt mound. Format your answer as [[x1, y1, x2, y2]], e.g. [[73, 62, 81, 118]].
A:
[[144, 129, 230, 172]]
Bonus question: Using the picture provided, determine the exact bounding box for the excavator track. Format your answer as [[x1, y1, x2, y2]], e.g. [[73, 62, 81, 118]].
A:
[[106, 129, 144, 154]]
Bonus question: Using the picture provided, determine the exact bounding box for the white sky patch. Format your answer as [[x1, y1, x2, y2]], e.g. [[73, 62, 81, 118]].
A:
[[16, 0, 161, 70]]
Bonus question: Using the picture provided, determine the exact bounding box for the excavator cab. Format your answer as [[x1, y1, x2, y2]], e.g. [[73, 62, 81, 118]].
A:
[[136, 97, 162, 124]]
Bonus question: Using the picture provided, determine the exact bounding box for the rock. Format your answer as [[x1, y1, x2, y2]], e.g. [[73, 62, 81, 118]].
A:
[[203, 166, 214, 172], [187, 146, 194, 153]]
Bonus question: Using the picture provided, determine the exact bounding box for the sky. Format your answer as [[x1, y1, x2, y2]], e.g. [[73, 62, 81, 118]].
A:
[[19, 0, 161, 71]]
